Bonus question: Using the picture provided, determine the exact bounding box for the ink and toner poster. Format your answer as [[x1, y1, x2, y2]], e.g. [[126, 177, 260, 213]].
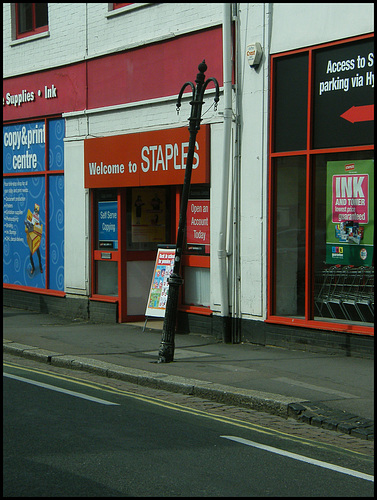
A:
[[326, 159, 374, 266]]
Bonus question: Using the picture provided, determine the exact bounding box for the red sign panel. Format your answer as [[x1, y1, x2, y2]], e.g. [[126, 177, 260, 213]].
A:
[[3, 63, 86, 121], [3, 27, 224, 122], [186, 199, 210, 250], [84, 126, 210, 188], [332, 173, 369, 223]]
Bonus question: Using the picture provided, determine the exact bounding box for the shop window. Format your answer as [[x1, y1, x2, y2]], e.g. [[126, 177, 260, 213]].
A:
[[97, 261, 118, 296], [274, 157, 306, 317], [126, 187, 171, 251], [182, 185, 211, 310], [183, 267, 210, 308], [269, 34, 374, 334], [313, 152, 374, 325], [3, 118, 65, 293], [273, 52, 308, 152], [15, 3, 48, 39]]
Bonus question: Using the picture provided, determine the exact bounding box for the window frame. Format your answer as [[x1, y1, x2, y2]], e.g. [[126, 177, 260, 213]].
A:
[[15, 3, 48, 40], [267, 33, 374, 336]]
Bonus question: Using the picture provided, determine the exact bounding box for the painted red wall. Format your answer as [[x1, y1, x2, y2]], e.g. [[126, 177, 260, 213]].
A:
[[3, 26, 223, 122], [87, 27, 223, 109]]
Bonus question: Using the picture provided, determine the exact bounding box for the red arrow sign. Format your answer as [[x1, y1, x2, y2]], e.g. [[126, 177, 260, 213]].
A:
[[340, 104, 374, 123]]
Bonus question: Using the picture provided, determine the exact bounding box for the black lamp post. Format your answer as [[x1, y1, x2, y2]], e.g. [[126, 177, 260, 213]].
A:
[[158, 60, 219, 363]]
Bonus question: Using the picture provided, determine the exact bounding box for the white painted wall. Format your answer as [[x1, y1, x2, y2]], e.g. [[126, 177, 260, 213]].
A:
[[270, 3, 374, 54], [64, 139, 89, 295], [236, 3, 270, 319]]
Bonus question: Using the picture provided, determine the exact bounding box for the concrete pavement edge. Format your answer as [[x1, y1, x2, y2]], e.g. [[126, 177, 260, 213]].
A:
[[3, 340, 374, 441]]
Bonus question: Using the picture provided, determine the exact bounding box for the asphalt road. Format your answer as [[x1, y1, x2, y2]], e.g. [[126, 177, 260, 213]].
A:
[[3, 360, 374, 497]]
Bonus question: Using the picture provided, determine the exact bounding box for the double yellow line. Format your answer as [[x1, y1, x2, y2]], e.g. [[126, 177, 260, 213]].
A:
[[3, 360, 371, 462]]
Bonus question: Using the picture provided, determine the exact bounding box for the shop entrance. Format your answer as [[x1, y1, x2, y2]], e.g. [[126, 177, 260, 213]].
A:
[[91, 186, 175, 322], [84, 125, 211, 323]]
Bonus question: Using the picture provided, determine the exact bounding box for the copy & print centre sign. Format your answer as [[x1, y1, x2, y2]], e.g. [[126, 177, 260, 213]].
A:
[[84, 126, 209, 188]]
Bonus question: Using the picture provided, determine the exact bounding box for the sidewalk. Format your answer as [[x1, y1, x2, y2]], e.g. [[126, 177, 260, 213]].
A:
[[3, 306, 374, 440]]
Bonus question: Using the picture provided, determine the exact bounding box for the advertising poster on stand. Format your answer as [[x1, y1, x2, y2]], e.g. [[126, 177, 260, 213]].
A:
[[326, 159, 374, 266], [145, 247, 175, 318]]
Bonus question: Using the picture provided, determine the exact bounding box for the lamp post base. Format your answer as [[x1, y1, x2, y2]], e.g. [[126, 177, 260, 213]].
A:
[[157, 273, 183, 363], [157, 341, 175, 363]]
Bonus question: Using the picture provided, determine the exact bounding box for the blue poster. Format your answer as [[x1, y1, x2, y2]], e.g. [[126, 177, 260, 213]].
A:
[[48, 119, 65, 171], [3, 176, 46, 288], [49, 175, 64, 291], [98, 201, 118, 249], [3, 118, 65, 291]]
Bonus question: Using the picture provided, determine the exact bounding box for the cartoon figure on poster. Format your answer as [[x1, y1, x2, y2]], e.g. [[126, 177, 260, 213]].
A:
[[24, 203, 43, 276]]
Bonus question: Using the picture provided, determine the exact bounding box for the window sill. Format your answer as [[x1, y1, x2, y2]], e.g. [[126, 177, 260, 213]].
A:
[[106, 3, 151, 19], [11, 31, 50, 47]]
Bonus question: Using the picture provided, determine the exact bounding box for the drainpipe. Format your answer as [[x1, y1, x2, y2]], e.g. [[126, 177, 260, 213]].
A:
[[218, 2, 233, 342]]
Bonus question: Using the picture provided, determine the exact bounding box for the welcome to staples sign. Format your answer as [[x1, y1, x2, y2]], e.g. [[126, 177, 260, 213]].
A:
[[84, 126, 210, 188]]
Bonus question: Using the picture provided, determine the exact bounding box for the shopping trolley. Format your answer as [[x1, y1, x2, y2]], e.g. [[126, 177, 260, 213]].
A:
[[314, 265, 374, 323]]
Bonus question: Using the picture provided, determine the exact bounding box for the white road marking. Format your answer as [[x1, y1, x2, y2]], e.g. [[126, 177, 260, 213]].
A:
[[3, 373, 119, 405], [220, 435, 374, 482]]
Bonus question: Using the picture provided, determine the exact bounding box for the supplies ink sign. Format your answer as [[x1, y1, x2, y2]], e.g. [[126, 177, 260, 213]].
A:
[[326, 160, 374, 266], [313, 37, 374, 148]]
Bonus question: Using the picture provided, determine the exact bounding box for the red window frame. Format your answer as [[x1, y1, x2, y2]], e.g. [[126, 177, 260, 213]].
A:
[[113, 3, 133, 10], [267, 33, 374, 337], [15, 3, 48, 40]]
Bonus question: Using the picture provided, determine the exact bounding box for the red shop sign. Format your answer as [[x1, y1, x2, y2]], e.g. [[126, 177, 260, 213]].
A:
[[186, 199, 210, 250], [84, 126, 210, 188]]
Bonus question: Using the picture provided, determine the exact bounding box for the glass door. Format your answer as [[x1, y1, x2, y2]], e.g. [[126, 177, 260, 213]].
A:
[[122, 186, 173, 320]]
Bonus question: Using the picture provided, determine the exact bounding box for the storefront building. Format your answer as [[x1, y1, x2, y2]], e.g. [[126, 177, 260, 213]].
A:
[[3, 3, 374, 355]]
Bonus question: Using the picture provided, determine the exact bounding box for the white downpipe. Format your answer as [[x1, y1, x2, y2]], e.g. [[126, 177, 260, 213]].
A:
[[218, 2, 233, 337]]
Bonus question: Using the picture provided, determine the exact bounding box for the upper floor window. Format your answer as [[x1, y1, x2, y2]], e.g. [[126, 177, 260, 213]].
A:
[[16, 3, 48, 39], [113, 3, 133, 9]]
